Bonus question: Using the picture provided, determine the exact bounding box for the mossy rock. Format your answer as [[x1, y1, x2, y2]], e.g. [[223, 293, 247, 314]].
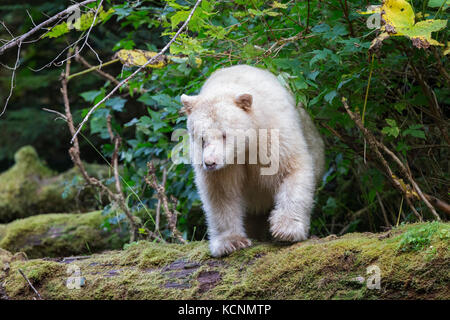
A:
[[0, 146, 112, 223], [1, 222, 448, 300], [0, 211, 128, 259]]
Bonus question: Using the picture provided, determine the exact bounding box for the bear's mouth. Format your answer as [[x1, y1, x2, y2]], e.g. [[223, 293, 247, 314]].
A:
[[202, 162, 224, 171]]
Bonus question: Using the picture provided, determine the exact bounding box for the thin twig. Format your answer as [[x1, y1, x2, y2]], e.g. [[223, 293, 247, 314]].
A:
[[18, 269, 43, 300], [376, 191, 391, 227], [71, 0, 203, 144], [0, 0, 96, 55], [42, 107, 67, 120], [338, 0, 355, 37], [74, 55, 120, 85], [145, 162, 186, 243], [0, 42, 21, 117], [154, 168, 167, 233], [375, 136, 441, 221], [59, 50, 164, 243], [55, 0, 104, 68], [401, 45, 450, 145], [342, 97, 424, 221]]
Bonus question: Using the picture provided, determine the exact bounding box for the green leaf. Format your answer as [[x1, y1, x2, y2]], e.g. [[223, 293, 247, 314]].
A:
[[44, 7, 114, 39], [402, 125, 426, 139], [80, 90, 103, 102], [382, 119, 400, 137], [147, 109, 168, 132], [324, 90, 338, 104], [171, 10, 190, 29], [311, 23, 330, 33], [382, 126, 400, 137], [428, 0, 449, 9], [105, 97, 127, 112], [386, 118, 397, 127]]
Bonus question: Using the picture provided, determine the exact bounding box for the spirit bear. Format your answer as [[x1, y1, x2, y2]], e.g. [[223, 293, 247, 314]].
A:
[[181, 65, 324, 257]]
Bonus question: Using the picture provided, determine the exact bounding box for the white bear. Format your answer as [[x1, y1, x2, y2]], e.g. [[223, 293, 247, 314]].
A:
[[180, 65, 324, 257]]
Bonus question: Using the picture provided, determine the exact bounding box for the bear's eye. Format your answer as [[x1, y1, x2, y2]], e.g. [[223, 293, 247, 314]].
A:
[[222, 133, 226, 141]]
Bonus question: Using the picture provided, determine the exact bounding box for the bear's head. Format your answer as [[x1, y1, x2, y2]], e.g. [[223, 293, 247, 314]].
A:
[[180, 93, 254, 171]]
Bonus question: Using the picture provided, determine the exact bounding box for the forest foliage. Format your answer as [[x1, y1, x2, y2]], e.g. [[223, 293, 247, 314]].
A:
[[0, 0, 448, 243]]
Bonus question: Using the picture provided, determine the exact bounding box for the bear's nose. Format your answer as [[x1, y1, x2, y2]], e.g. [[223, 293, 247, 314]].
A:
[[204, 160, 217, 170]]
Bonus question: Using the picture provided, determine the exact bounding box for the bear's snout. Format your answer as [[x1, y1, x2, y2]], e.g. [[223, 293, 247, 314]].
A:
[[203, 154, 221, 170], [202, 140, 225, 171], [204, 161, 217, 171]]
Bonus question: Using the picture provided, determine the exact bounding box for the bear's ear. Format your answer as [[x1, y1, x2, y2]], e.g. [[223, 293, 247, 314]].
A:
[[180, 94, 197, 115], [234, 93, 252, 112]]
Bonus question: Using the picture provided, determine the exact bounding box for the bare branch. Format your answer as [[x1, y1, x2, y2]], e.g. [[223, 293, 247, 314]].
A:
[[53, 0, 104, 68], [342, 97, 442, 221], [31, 1, 105, 72], [0, 42, 21, 117], [70, 0, 203, 144], [18, 269, 43, 300], [42, 107, 68, 120], [145, 162, 186, 244], [72, 56, 120, 84], [154, 168, 167, 233], [0, 0, 96, 55], [59, 49, 164, 243]]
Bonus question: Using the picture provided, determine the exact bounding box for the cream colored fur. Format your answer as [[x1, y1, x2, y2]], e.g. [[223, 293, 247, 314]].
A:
[[181, 65, 325, 257]]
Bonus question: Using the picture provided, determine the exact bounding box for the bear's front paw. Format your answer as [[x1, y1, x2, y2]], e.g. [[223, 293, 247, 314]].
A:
[[269, 211, 309, 242], [209, 234, 252, 257]]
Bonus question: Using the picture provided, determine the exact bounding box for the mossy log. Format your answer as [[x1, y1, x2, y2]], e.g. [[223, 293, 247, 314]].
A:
[[0, 146, 112, 223], [0, 211, 128, 259], [0, 222, 448, 300]]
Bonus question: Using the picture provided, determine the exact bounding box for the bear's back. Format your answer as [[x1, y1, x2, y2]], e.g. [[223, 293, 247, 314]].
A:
[[200, 65, 294, 107]]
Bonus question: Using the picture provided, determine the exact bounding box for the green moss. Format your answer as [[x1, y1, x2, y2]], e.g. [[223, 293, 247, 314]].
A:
[[0, 225, 6, 239], [0, 248, 13, 279], [0, 146, 112, 222], [2, 222, 449, 300], [0, 146, 54, 222], [225, 222, 449, 300], [5, 260, 64, 298], [0, 211, 128, 258], [396, 221, 449, 252]]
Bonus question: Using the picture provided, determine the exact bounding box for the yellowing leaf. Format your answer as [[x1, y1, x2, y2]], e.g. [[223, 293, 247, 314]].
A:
[[382, 0, 415, 31], [366, 0, 447, 50], [116, 50, 168, 69], [116, 49, 202, 69], [400, 19, 447, 47], [392, 174, 419, 199], [271, 1, 288, 9]]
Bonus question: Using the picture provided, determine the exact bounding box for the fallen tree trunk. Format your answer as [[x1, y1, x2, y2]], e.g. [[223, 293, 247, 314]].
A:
[[0, 146, 112, 223], [1, 222, 448, 300], [0, 211, 128, 259]]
